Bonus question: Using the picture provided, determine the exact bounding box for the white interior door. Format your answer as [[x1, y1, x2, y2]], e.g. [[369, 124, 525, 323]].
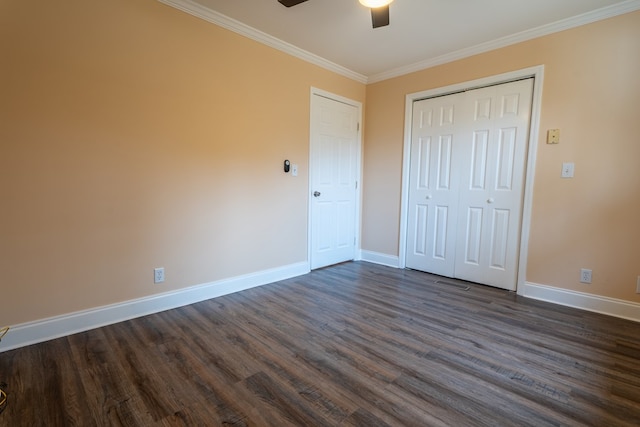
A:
[[310, 94, 359, 270], [406, 79, 533, 290]]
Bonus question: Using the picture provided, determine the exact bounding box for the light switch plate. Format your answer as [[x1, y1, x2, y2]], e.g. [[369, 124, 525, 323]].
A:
[[291, 164, 298, 176], [561, 162, 575, 178]]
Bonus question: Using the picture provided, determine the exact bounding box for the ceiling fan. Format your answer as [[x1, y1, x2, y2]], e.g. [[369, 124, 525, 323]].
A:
[[278, 0, 393, 29]]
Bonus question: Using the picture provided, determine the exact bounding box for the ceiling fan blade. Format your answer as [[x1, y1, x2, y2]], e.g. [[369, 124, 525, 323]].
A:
[[371, 5, 390, 28], [278, 0, 309, 7]]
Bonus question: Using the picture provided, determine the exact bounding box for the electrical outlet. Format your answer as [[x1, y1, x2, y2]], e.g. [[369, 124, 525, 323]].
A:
[[580, 268, 592, 284], [154, 267, 165, 284]]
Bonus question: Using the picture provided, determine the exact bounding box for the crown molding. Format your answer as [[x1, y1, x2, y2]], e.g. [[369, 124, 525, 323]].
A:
[[157, 0, 368, 84], [368, 0, 640, 83], [158, 0, 639, 85]]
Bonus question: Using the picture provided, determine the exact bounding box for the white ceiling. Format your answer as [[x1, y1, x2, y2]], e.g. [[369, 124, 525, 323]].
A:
[[160, 0, 640, 83]]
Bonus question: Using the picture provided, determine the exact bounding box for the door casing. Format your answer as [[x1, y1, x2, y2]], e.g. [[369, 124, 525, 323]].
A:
[[399, 66, 545, 294]]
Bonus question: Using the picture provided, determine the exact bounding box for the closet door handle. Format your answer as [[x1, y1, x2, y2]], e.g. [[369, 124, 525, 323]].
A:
[[313, 191, 321, 197]]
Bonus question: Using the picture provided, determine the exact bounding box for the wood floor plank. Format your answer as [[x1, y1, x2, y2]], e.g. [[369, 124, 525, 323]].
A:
[[1, 261, 640, 425]]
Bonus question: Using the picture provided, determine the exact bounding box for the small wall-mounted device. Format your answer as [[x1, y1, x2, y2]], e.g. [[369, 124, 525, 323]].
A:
[[284, 159, 290, 173]]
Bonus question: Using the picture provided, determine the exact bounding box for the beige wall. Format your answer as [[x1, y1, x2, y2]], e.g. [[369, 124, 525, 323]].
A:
[[0, 0, 365, 326], [362, 11, 640, 302], [2, 0, 638, 330]]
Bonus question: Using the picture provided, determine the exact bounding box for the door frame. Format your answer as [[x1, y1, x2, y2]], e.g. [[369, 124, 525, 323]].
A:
[[308, 87, 363, 269], [398, 65, 544, 293]]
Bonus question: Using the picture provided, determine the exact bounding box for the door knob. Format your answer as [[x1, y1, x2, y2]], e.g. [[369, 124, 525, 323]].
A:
[[426, 195, 432, 200], [313, 191, 321, 197], [487, 198, 495, 204]]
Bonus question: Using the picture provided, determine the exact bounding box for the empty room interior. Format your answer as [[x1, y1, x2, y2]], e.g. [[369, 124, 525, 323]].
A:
[[1, 0, 639, 425]]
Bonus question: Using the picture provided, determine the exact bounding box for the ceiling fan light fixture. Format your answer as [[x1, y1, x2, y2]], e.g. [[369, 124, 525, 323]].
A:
[[359, 0, 394, 8]]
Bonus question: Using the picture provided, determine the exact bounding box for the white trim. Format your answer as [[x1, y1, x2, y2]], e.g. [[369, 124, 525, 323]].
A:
[[521, 282, 640, 323], [368, 0, 640, 83], [398, 66, 545, 293], [310, 87, 364, 114], [0, 262, 310, 352], [516, 69, 544, 293], [158, 0, 640, 84], [156, 0, 367, 84], [308, 87, 363, 270], [157, 0, 640, 85], [360, 251, 400, 268]]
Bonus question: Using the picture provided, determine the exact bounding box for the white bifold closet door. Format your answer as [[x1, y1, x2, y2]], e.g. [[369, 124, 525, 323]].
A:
[[406, 79, 533, 290]]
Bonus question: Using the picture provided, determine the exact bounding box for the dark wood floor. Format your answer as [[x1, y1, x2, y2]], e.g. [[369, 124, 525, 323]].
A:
[[1, 262, 640, 426]]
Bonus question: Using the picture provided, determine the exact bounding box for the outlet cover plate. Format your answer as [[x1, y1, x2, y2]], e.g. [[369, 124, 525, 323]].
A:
[[154, 267, 165, 284], [580, 268, 592, 284]]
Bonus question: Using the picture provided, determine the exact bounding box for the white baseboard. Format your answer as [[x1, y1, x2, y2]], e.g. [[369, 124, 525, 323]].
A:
[[359, 250, 400, 268], [520, 281, 640, 323], [7, 265, 637, 352], [1, 261, 310, 352]]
